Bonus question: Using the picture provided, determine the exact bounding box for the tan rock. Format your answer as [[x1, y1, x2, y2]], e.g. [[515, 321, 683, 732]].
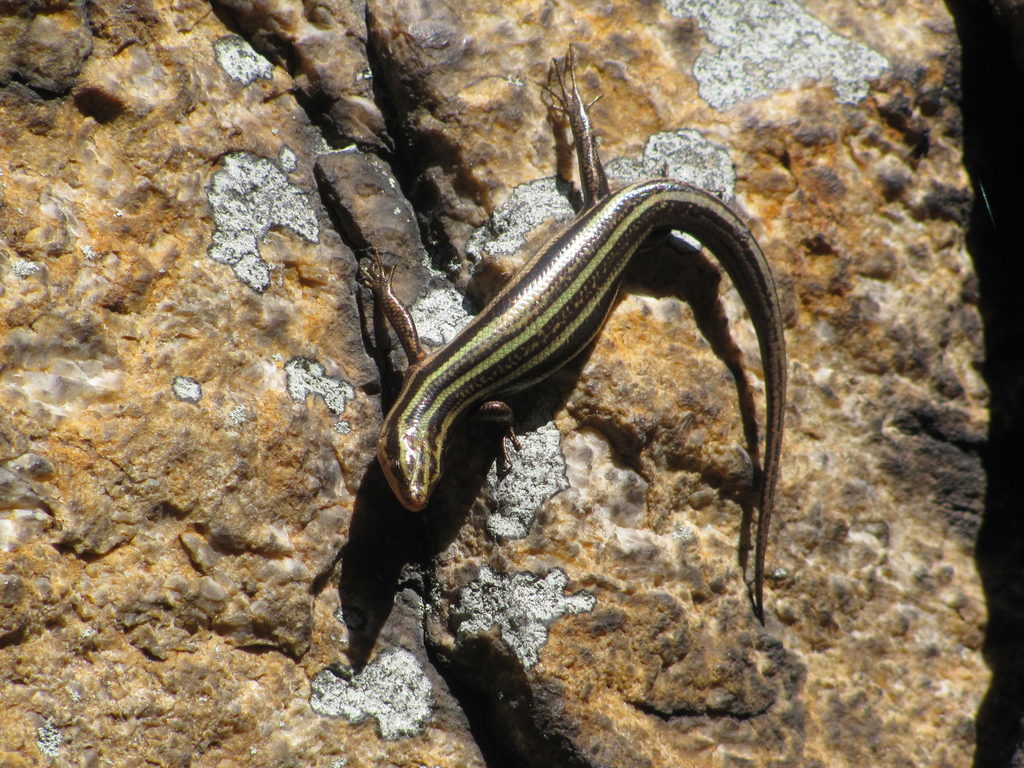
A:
[[0, 0, 987, 766]]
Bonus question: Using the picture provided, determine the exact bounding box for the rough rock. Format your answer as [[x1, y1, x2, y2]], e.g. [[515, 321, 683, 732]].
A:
[[214, 0, 387, 147], [0, 1, 93, 96], [0, 0, 992, 767]]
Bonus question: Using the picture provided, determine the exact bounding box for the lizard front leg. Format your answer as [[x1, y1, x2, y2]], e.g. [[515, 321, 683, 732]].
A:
[[475, 399, 524, 469]]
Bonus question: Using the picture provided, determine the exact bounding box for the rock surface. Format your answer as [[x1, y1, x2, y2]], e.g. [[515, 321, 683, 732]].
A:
[[0, 1, 991, 767]]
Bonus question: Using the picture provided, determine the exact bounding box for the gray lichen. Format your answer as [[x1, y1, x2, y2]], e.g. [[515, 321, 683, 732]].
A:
[[486, 419, 567, 540], [278, 145, 298, 173], [206, 151, 319, 293], [409, 280, 474, 350], [465, 176, 575, 268], [309, 648, 433, 740], [213, 35, 273, 85], [605, 129, 736, 201], [665, 0, 890, 109], [10, 259, 41, 277], [171, 376, 202, 403], [454, 566, 595, 669], [283, 357, 355, 421], [36, 718, 62, 759], [226, 404, 250, 426]]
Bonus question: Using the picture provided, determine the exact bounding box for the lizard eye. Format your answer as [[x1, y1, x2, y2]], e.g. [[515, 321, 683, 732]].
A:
[[387, 454, 403, 483]]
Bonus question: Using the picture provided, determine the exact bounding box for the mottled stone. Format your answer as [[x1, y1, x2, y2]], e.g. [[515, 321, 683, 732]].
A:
[[215, 0, 386, 147], [0, 1, 990, 767], [0, 0, 471, 765], [315, 149, 422, 260], [0, 0, 93, 95]]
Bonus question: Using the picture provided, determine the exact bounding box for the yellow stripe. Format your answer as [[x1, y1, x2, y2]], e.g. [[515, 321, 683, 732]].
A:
[[417, 186, 670, 419], [429, 241, 640, 444], [394, 184, 695, 456]]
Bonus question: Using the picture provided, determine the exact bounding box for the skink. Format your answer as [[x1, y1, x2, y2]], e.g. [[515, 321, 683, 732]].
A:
[[359, 51, 786, 621]]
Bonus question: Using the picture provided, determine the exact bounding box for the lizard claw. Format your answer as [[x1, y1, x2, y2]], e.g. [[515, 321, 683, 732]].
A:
[[357, 252, 390, 294], [499, 427, 522, 474]]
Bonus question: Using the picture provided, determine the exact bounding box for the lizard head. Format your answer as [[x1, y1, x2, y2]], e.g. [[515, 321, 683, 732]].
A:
[[377, 420, 440, 512]]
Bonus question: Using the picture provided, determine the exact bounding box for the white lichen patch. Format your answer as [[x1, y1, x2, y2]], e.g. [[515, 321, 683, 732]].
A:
[[206, 152, 319, 293], [465, 176, 575, 267], [10, 259, 41, 277], [454, 566, 595, 669], [278, 146, 298, 173], [605, 129, 736, 201], [36, 718, 62, 758], [284, 357, 355, 416], [665, 0, 890, 109], [410, 280, 473, 349], [171, 376, 202, 403], [486, 419, 567, 540], [213, 35, 273, 85], [309, 648, 433, 740], [226, 404, 250, 426]]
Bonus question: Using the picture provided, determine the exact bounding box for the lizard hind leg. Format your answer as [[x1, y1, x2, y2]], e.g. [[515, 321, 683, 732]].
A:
[[543, 47, 610, 207]]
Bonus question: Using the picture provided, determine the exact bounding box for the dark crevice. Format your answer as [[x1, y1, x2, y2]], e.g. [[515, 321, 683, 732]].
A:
[[3, 71, 68, 101], [0, 624, 28, 651], [944, 1, 1024, 766], [309, 545, 345, 597], [627, 698, 768, 722], [294, 84, 388, 155], [49, 538, 127, 564], [362, 9, 464, 275], [208, 2, 384, 153], [421, 638, 521, 768], [72, 84, 125, 122], [422, 630, 597, 768], [313, 168, 371, 254], [418, 563, 519, 768], [150, 501, 188, 520]]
